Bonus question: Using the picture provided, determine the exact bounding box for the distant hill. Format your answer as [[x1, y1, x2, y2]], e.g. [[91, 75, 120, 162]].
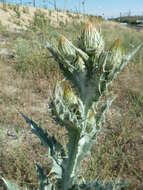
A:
[[0, 2, 104, 32], [0, 2, 84, 31]]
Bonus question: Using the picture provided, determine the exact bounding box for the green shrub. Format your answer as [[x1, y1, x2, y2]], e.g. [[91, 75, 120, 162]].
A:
[[7, 3, 14, 10], [48, 10, 52, 16], [13, 5, 21, 18], [14, 37, 58, 78], [59, 21, 65, 28], [22, 6, 29, 14], [31, 10, 48, 31]]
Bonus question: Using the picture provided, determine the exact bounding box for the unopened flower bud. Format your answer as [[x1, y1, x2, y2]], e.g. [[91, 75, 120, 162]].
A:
[[63, 83, 78, 105], [79, 21, 104, 56], [109, 38, 123, 67], [74, 55, 85, 72], [58, 36, 76, 60], [87, 109, 96, 126]]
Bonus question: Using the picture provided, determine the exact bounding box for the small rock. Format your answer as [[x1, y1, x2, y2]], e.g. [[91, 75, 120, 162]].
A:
[[7, 128, 17, 139], [0, 48, 14, 59]]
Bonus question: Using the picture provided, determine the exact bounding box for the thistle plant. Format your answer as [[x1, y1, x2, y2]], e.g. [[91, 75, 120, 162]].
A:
[[1, 21, 142, 190]]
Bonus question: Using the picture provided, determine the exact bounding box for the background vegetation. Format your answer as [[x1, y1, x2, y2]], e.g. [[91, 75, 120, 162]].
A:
[[110, 15, 143, 26]]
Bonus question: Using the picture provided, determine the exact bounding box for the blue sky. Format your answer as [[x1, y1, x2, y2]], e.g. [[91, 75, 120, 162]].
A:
[[6, 0, 143, 18], [56, 0, 143, 18]]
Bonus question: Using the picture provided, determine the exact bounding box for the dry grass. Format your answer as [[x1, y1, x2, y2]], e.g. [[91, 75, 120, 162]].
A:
[[0, 16, 143, 190]]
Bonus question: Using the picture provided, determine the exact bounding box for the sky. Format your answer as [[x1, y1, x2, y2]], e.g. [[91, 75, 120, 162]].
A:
[[56, 0, 143, 18], [6, 0, 143, 18]]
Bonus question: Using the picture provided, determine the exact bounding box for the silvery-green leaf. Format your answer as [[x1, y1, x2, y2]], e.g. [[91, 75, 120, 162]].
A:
[[36, 164, 56, 190], [81, 180, 128, 190], [95, 98, 114, 132], [71, 134, 93, 177], [119, 43, 143, 71], [20, 112, 65, 159], [50, 158, 62, 179], [0, 177, 19, 190], [58, 36, 89, 61], [36, 164, 51, 190]]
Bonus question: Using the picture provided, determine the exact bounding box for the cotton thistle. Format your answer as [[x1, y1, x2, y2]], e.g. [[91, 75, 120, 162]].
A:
[[2, 21, 142, 190]]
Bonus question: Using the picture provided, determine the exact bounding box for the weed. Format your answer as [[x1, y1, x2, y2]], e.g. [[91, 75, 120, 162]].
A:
[[31, 10, 48, 31], [59, 21, 65, 27], [14, 37, 59, 78], [48, 10, 52, 17], [22, 6, 29, 14], [13, 5, 21, 18]]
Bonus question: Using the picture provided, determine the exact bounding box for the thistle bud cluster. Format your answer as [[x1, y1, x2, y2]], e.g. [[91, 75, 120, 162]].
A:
[[45, 21, 141, 190]]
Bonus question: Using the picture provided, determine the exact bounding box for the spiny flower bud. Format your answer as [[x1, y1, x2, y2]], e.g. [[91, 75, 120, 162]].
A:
[[79, 21, 104, 56], [87, 109, 96, 126], [58, 36, 76, 60], [63, 83, 78, 105], [109, 38, 123, 68], [74, 55, 85, 72]]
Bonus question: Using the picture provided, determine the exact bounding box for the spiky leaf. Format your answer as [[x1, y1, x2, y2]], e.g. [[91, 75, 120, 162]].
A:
[[20, 112, 65, 160], [0, 177, 20, 190], [36, 164, 54, 190], [80, 180, 128, 190]]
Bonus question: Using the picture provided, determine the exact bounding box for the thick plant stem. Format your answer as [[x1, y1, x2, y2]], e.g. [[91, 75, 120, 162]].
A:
[[61, 128, 80, 190], [61, 110, 89, 190]]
